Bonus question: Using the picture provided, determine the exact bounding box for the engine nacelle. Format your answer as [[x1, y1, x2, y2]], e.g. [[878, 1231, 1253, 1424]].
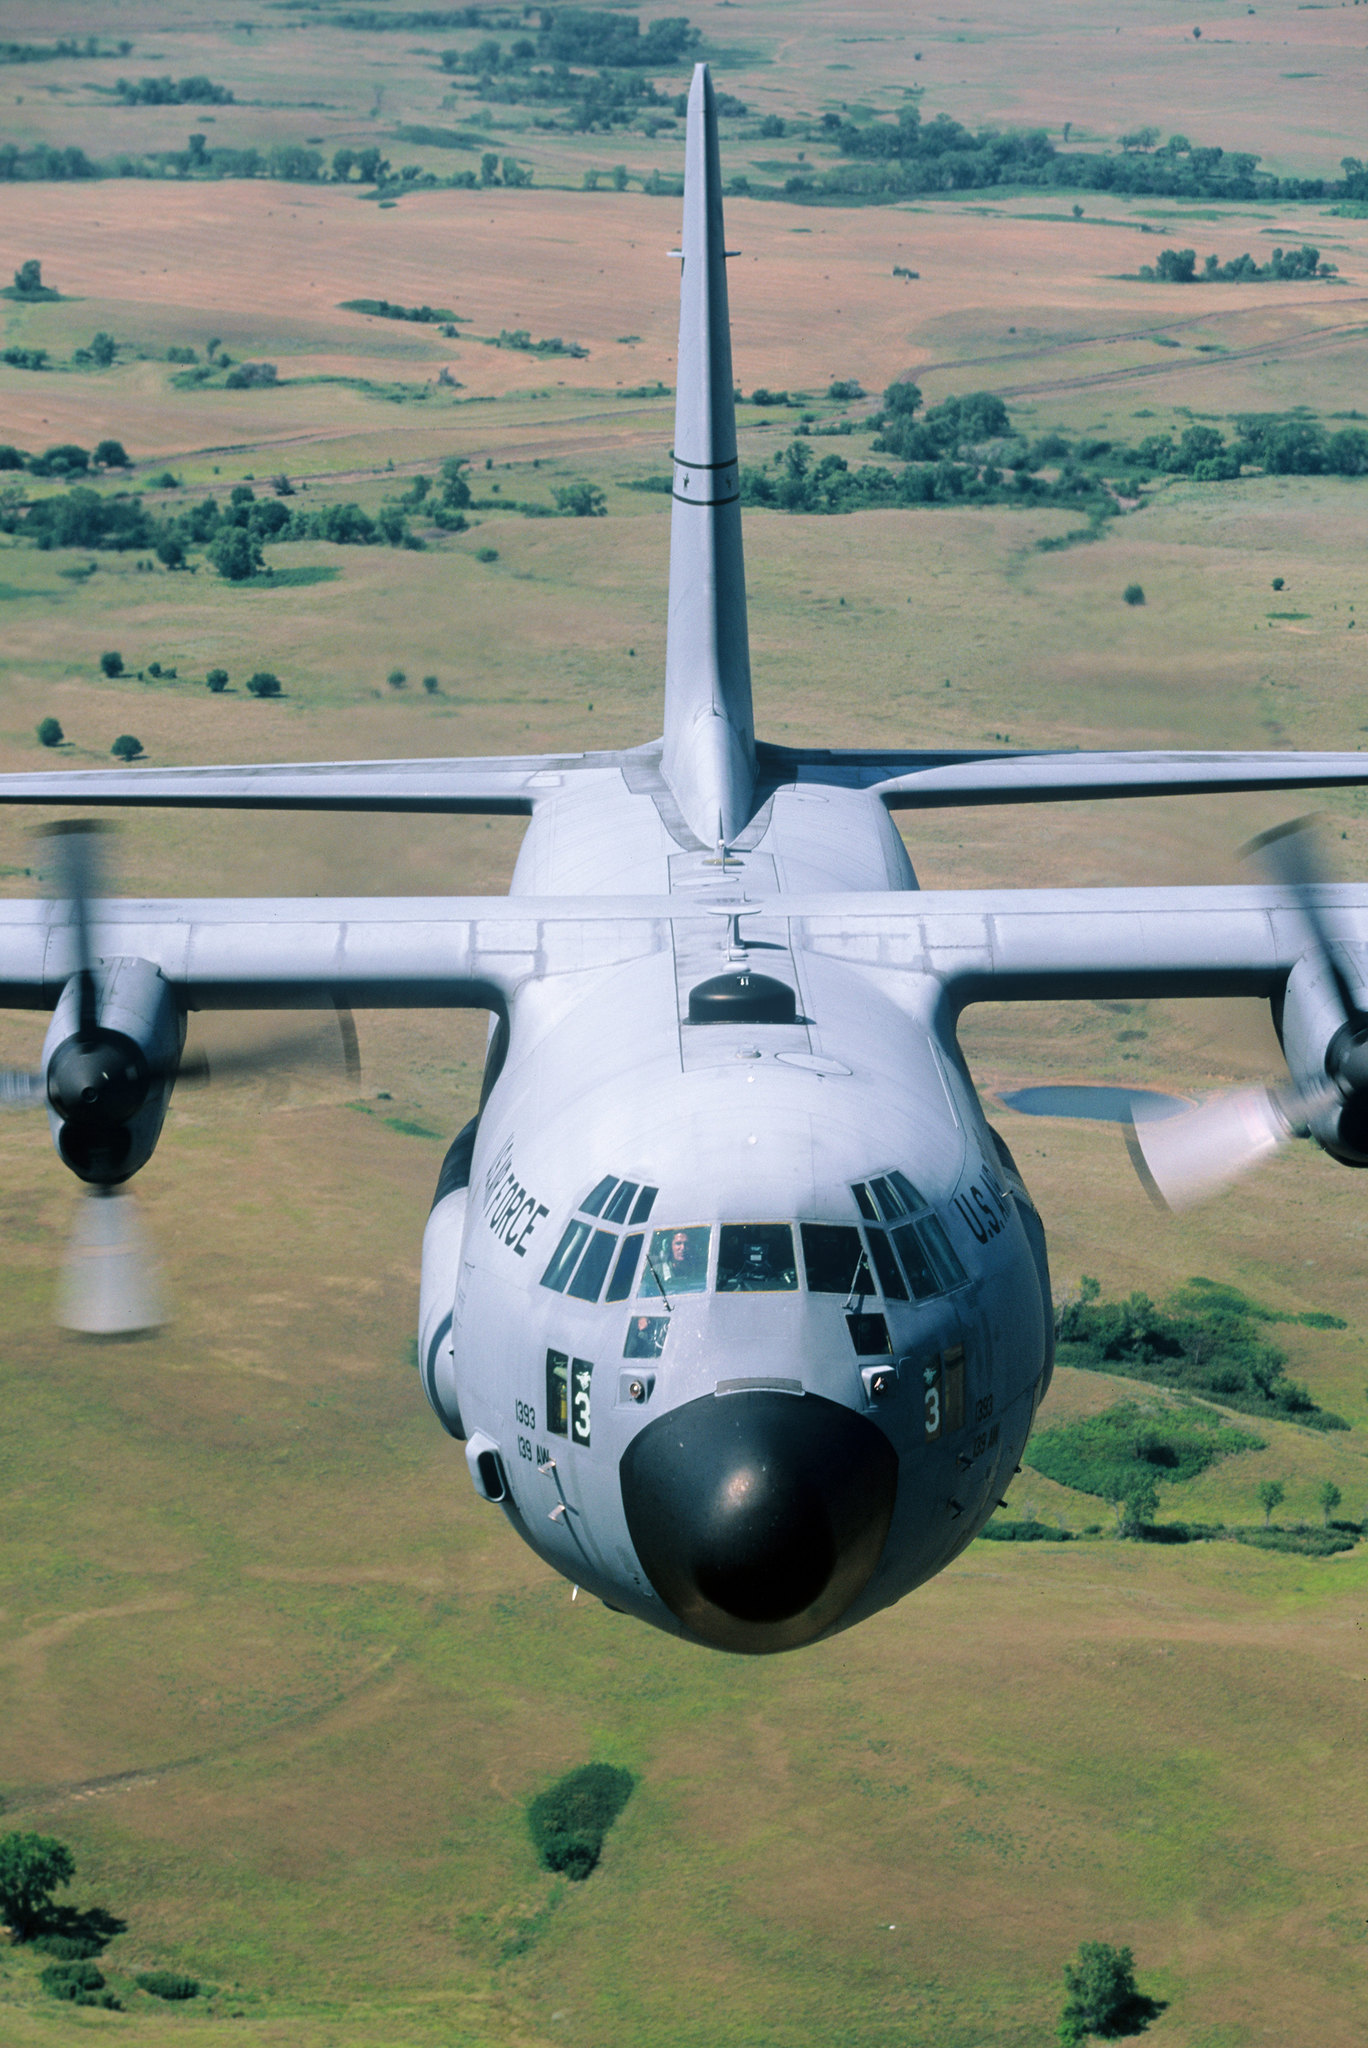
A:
[[1279, 946, 1368, 1166], [42, 957, 184, 1185]]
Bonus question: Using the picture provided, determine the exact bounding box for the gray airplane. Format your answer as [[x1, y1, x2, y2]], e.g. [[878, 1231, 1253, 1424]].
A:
[[3, 65, 1368, 1654]]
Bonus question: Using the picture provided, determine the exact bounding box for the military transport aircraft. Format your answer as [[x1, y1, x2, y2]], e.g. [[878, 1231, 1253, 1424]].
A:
[[2, 65, 1368, 1654]]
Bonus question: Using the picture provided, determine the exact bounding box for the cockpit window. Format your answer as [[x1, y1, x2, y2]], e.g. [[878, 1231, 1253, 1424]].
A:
[[890, 1222, 939, 1301], [641, 1226, 711, 1297], [567, 1228, 617, 1302], [580, 1174, 618, 1217], [889, 1170, 927, 1213], [625, 1314, 669, 1359], [603, 1179, 639, 1225], [716, 1223, 798, 1292], [868, 1176, 906, 1222], [852, 1182, 879, 1222], [863, 1227, 909, 1301], [918, 1213, 967, 1289], [801, 1223, 874, 1297], [629, 1185, 658, 1225], [605, 1233, 644, 1302], [541, 1219, 592, 1292]]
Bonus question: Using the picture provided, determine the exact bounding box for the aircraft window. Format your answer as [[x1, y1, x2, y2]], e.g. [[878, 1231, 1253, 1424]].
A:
[[571, 1357, 593, 1446], [603, 1180, 639, 1225], [890, 1222, 939, 1302], [851, 1182, 879, 1222], [869, 1176, 905, 1221], [716, 1224, 798, 1292], [629, 1184, 659, 1225], [919, 1213, 967, 1290], [889, 1170, 927, 1213], [605, 1233, 644, 1302], [625, 1314, 669, 1360], [568, 1228, 617, 1302], [846, 1311, 891, 1356], [641, 1226, 711, 1296], [580, 1175, 617, 1217], [546, 1348, 569, 1435], [864, 1227, 909, 1301], [542, 1219, 591, 1292], [801, 1223, 874, 1297]]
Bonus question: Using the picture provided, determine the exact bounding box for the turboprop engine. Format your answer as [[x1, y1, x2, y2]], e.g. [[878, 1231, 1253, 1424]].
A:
[[1278, 944, 1368, 1167], [42, 955, 184, 1185]]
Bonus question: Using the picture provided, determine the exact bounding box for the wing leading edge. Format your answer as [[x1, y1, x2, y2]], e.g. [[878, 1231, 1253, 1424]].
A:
[[0, 885, 1363, 1011]]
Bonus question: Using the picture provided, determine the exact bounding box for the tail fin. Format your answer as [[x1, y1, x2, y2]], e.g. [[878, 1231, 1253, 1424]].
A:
[[660, 62, 756, 847]]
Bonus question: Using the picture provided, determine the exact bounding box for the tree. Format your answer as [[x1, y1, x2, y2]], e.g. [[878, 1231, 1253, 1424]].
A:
[[1319, 1480, 1342, 1526], [611, 163, 628, 190], [210, 526, 263, 582], [554, 481, 606, 517], [480, 151, 500, 185], [110, 735, 143, 761], [332, 147, 355, 182], [1059, 1941, 1142, 2044], [1123, 584, 1145, 606], [206, 668, 229, 693], [88, 334, 118, 369], [246, 671, 281, 697], [12, 259, 43, 296], [1258, 1478, 1285, 1526], [36, 717, 63, 748], [422, 674, 440, 694], [93, 438, 129, 468], [99, 651, 124, 677], [387, 667, 407, 689], [439, 456, 471, 511], [0, 1832, 75, 1938], [1118, 1472, 1158, 1537], [156, 535, 185, 570]]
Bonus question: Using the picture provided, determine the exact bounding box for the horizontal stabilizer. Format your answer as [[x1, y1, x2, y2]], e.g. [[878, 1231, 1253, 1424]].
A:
[[769, 745, 1368, 809]]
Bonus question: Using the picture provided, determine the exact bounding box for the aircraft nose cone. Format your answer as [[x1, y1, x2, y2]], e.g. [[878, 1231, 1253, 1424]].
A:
[[620, 1390, 898, 1652]]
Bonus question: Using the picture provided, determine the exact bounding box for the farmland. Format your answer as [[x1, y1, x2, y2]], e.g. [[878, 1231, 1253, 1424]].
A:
[[3, 2, 1368, 2043]]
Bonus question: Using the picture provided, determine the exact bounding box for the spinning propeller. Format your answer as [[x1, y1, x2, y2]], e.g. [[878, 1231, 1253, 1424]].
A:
[[0, 822, 360, 1335], [1128, 816, 1364, 1210]]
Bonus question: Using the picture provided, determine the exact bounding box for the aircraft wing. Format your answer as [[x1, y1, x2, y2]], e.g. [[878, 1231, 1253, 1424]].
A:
[[0, 751, 633, 815], [0, 884, 1365, 1012], [763, 744, 1368, 809]]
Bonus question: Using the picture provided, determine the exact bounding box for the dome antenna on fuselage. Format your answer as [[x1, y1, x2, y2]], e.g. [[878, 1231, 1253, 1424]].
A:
[[660, 62, 757, 848]]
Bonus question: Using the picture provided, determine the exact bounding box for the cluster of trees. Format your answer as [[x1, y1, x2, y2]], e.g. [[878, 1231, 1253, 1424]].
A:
[[783, 105, 1341, 205], [1143, 242, 1336, 282], [113, 74, 233, 105], [438, 9, 743, 133], [341, 296, 459, 324], [0, 439, 130, 475], [1131, 414, 1368, 480], [0, 36, 130, 62], [491, 327, 586, 356], [1026, 1399, 1265, 1532], [528, 1762, 634, 1880], [1055, 1275, 1349, 1427]]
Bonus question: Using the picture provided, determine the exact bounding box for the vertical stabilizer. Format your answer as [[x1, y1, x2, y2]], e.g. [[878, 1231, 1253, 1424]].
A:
[[661, 63, 756, 846]]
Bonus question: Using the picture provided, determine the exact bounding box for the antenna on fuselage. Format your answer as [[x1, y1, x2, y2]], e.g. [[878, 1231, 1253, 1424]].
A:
[[660, 62, 757, 850]]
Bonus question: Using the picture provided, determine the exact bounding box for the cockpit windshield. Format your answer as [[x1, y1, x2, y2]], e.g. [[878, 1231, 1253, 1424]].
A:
[[716, 1223, 798, 1292], [641, 1225, 711, 1297]]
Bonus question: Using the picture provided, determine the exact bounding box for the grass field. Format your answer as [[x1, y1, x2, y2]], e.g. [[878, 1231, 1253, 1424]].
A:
[[3, 2, 1368, 2042]]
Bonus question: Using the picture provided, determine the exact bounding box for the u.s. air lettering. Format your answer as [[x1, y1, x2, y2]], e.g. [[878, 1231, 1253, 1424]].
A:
[[952, 1174, 1010, 1244]]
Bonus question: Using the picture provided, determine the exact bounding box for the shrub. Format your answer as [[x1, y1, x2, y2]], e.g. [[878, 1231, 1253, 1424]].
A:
[[93, 438, 129, 468], [36, 717, 63, 748], [476, 546, 499, 562], [40, 1959, 108, 2003], [528, 1763, 634, 1880], [111, 734, 144, 761], [1123, 583, 1145, 605], [554, 481, 607, 517], [137, 1970, 200, 2001], [0, 444, 26, 469], [422, 673, 440, 694], [1026, 1402, 1263, 1503], [1272, 575, 1285, 590], [246, 671, 281, 698], [387, 667, 407, 689], [32, 1931, 102, 1959], [99, 650, 123, 677], [223, 361, 278, 390], [206, 667, 228, 693], [827, 378, 865, 402]]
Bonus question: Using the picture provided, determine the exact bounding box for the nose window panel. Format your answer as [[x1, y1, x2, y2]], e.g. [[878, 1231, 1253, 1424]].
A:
[[890, 1222, 939, 1301], [580, 1174, 618, 1217], [541, 1219, 592, 1292], [846, 1311, 891, 1356], [642, 1226, 711, 1296], [605, 1232, 644, 1302], [863, 1227, 908, 1301], [716, 1224, 798, 1292], [603, 1179, 639, 1225], [625, 1314, 669, 1359], [852, 1182, 879, 1222], [801, 1222, 874, 1297], [889, 1169, 928, 1213], [567, 1228, 617, 1301], [629, 1184, 659, 1225], [869, 1176, 906, 1221], [918, 1212, 967, 1289]]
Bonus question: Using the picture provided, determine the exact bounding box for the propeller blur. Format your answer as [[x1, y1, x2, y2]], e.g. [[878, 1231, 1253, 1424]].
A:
[[1, 68, 1368, 1648]]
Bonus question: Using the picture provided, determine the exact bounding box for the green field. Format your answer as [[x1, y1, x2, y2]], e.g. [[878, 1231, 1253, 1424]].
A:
[[3, 1, 1368, 2042]]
